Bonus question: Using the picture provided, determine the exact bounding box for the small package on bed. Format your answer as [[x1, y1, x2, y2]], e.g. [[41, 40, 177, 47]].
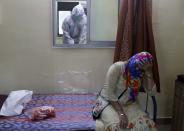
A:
[[26, 106, 55, 121]]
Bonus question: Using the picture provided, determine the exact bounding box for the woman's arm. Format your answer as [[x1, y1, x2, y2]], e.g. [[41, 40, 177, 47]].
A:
[[105, 62, 128, 128], [109, 101, 124, 115], [110, 101, 128, 128], [104, 62, 128, 101], [143, 68, 157, 96]]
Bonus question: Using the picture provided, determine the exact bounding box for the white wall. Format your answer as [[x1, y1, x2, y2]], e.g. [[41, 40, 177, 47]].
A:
[[152, 0, 184, 117], [0, 0, 114, 93], [0, 0, 184, 118]]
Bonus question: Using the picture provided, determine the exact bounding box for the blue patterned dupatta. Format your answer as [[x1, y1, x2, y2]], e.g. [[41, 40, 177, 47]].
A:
[[124, 52, 153, 102]]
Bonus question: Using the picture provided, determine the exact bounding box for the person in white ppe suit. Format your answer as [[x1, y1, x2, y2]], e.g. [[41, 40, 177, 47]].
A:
[[62, 4, 87, 44]]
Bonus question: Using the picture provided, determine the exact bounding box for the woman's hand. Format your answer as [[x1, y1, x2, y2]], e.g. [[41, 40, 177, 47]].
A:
[[119, 112, 128, 128], [110, 101, 129, 128], [141, 63, 152, 71]]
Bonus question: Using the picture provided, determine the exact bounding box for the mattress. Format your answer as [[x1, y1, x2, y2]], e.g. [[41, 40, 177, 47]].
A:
[[0, 93, 96, 131]]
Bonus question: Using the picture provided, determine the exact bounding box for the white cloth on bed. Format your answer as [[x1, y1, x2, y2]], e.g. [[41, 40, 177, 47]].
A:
[[0, 90, 33, 116]]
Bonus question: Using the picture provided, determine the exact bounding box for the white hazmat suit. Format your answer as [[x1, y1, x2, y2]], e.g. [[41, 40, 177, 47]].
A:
[[62, 4, 87, 44]]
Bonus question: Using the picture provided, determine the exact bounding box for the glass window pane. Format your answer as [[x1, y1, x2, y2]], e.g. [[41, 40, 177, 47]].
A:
[[90, 0, 118, 41]]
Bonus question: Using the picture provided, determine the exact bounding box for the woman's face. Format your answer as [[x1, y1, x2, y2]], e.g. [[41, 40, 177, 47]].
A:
[[138, 62, 153, 73]]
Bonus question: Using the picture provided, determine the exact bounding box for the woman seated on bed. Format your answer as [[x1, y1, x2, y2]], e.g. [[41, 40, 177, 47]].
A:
[[96, 52, 157, 131]]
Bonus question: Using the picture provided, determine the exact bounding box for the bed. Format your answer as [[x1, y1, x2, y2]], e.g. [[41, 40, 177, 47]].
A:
[[0, 94, 96, 131]]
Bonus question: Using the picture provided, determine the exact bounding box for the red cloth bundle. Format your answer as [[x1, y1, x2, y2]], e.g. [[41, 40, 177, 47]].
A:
[[28, 106, 55, 121]]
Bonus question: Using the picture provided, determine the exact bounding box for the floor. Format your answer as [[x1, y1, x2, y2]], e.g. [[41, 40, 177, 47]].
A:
[[157, 124, 171, 131]]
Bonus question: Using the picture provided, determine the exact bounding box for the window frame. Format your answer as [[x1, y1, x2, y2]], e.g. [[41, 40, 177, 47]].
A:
[[52, 0, 118, 48]]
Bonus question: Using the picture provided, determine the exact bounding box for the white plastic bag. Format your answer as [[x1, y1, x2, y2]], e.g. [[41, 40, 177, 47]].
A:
[[0, 90, 33, 116]]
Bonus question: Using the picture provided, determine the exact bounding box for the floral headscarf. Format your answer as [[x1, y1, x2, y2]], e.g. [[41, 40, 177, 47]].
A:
[[124, 52, 153, 102]]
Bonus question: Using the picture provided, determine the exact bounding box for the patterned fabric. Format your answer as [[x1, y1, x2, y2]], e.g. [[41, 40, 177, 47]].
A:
[[107, 124, 120, 131], [96, 102, 157, 131], [92, 95, 109, 119], [124, 52, 153, 102], [0, 94, 96, 131], [127, 115, 156, 130]]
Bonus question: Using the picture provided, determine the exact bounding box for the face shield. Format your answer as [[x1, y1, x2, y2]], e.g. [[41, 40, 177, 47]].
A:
[[71, 4, 85, 22]]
